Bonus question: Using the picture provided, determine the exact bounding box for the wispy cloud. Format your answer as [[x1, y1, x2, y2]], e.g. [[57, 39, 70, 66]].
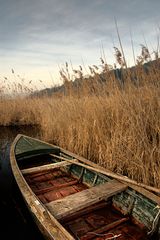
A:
[[0, 0, 160, 84]]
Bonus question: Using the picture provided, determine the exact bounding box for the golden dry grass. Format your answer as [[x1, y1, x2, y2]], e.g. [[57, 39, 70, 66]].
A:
[[40, 83, 160, 188], [0, 97, 40, 126], [0, 58, 160, 188]]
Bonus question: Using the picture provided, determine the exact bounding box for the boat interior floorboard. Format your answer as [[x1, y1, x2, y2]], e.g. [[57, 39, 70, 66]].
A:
[[23, 164, 149, 240], [62, 204, 148, 240], [45, 180, 126, 220], [24, 168, 88, 203], [12, 136, 159, 240]]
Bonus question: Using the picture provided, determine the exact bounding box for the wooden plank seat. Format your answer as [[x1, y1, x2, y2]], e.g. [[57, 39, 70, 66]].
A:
[[21, 159, 78, 175], [45, 180, 127, 220]]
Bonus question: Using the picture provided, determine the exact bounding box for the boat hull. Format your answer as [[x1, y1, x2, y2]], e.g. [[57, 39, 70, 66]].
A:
[[10, 134, 160, 240]]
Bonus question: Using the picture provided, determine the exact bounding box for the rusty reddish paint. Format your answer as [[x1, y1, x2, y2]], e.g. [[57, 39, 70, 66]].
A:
[[25, 169, 149, 240], [131, 217, 147, 230], [113, 205, 147, 231], [34, 180, 78, 195], [25, 168, 88, 203], [45, 191, 63, 202], [63, 205, 148, 240]]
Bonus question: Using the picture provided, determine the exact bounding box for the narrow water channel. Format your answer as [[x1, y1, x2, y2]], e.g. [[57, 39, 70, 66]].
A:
[[0, 126, 44, 239]]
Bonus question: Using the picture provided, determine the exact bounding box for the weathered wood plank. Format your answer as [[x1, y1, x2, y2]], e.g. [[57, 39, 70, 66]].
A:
[[21, 159, 77, 175], [60, 201, 109, 222], [45, 180, 127, 220], [35, 180, 78, 195], [51, 154, 160, 195], [81, 217, 129, 240], [10, 134, 75, 240], [127, 184, 160, 206]]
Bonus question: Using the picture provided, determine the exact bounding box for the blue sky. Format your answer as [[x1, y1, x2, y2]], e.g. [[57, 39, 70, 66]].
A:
[[0, 0, 160, 88]]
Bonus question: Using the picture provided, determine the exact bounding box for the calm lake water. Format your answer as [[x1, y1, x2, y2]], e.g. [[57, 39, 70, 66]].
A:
[[0, 126, 44, 240]]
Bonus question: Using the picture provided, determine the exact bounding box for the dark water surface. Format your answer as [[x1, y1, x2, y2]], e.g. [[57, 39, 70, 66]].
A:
[[0, 126, 44, 240]]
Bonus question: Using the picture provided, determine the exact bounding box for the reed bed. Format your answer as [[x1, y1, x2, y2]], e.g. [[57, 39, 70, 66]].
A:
[[0, 97, 41, 126], [0, 47, 160, 188], [40, 81, 160, 188]]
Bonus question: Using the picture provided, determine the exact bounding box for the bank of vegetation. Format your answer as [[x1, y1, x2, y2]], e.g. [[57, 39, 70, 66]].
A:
[[0, 45, 159, 188]]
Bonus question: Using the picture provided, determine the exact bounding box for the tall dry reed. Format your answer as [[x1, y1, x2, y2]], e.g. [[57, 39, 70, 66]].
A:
[[40, 81, 159, 188], [0, 47, 159, 187]]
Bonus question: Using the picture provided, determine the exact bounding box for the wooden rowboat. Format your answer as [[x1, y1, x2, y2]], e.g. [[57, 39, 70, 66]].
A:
[[10, 134, 160, 240]]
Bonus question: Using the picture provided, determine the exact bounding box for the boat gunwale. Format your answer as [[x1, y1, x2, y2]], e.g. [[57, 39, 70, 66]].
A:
[[10, 134, 160, 240], [59, 152, 160, 204], [10, 134, 75, 240], [13, 134, 160, 205]]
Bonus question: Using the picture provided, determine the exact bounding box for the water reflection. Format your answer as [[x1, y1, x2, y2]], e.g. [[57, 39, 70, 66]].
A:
[[0, 126, 44, 240]]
